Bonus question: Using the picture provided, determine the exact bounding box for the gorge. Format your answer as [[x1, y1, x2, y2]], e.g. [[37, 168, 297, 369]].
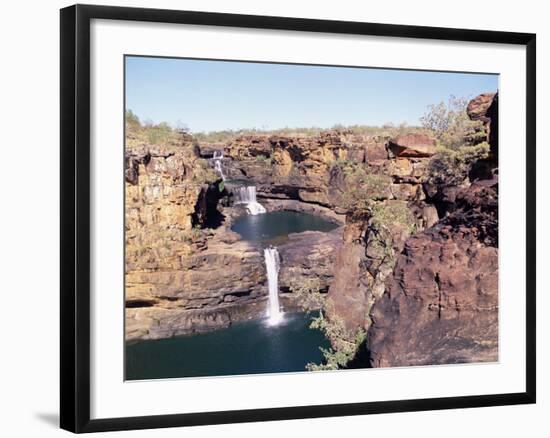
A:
[[125, 92, 499, 377]]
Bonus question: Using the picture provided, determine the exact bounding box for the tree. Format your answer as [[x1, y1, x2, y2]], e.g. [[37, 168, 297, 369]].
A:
[[420, 95, 484, 149]]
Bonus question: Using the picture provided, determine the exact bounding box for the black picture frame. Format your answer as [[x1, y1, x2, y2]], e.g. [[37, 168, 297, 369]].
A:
[[60, 4, 536, 433]]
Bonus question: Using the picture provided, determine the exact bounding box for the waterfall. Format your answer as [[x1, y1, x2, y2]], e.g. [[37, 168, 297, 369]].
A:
[[212, 151, 225, 181], [264, 247, 283, 325], [235, 186, 266, 215]]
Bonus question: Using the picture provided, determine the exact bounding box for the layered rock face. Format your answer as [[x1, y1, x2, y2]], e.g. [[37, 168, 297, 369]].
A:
[[314, 133, 439, 336], [367, 93, 499, 367], [124, 142, 271, 340], [219, 131, 439, 210], [222, 131, 414, 209]]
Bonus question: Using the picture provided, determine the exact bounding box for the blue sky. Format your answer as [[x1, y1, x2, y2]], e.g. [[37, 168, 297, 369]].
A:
[[125, 56, 498, 133]]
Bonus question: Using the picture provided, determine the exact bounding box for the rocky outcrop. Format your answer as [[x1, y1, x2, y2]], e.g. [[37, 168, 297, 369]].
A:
[[366, 92, 499, 367], [467, 92, 499, 161], [466, 93, 496, 123], [421, 93, 497, 215], [326, 201, 424, 336], [367, 180, 498, 366], [126, 300, 271, 341], [220, 131, 370, 207], [325, 211, 372, 332]]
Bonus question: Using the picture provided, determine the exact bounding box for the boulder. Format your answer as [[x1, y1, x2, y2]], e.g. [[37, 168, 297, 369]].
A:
[[466, 92, 496, 122], [389, 133, 436, 157]]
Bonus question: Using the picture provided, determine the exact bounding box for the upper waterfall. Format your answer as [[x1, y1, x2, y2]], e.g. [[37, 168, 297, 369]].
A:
[[235, 186, 266, 215], [212, 150, 225, 181]]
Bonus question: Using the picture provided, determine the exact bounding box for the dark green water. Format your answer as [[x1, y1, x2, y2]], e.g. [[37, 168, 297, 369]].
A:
[[126, 313, 328, 380], [231, 210, 338, 242]]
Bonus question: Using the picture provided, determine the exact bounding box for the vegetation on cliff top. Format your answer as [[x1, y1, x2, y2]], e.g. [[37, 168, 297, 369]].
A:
[[192, 123, 430, 143], [421, 96, 491, 187], [126, 109, 193, 149], [125, 109, 220, 184], [127, 94, 481, 149]]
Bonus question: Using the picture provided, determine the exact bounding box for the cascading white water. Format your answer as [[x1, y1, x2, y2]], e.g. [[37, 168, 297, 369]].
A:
[[212, 150, 225, 181], [235, 186, 266, 215], [264, 247, 283, 325]]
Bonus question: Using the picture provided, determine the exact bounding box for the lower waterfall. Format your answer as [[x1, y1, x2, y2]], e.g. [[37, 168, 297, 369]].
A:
[[235, 186, 266, 215], [264, 246, 283, 326]]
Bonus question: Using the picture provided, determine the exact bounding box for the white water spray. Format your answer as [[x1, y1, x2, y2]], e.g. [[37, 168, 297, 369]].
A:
[[212, 151, 225, 181], [235, 186, 266, 215], [264, 247, 283, 325]]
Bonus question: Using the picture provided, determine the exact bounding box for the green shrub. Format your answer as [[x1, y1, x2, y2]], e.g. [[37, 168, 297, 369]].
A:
[[145, 122, 174, 145], [427, 142, 490, 186], [307, 311, 366, 371], [420, 95, 485, 149], [331, 161, 391, 208], [289, 278, 325, 312], [368, 201, 416, 235], [305, 299, 367, 371]]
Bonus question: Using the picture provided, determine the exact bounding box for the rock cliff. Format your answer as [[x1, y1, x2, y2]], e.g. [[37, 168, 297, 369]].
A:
[[220, 131, 435, 211], [125, 135, 346, 340], [366, 93, 499, 366], [124, 139, 271, 340]]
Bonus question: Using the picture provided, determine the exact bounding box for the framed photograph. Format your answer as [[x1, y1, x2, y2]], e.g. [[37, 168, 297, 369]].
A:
[[60, 4, 536, 433]]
